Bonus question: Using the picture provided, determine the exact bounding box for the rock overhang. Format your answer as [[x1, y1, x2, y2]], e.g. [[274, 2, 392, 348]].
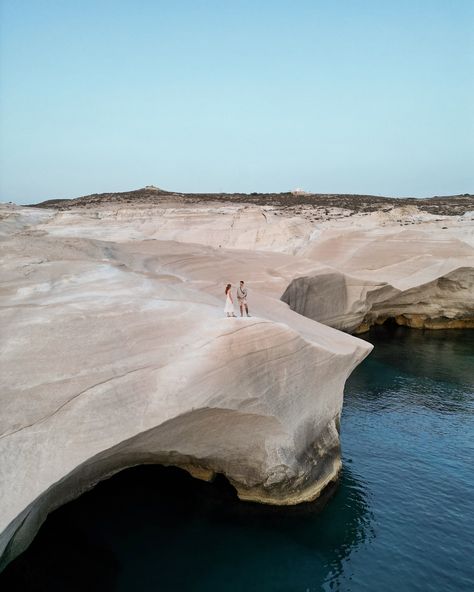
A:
[[0, 215, 373, 570], [5, 195, 472, 570]]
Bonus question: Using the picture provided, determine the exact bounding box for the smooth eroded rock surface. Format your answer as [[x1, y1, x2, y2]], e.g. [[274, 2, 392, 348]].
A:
[[1, 193, 473, 570], [284, 228, 474, 332], [0, 204, 371, 570]]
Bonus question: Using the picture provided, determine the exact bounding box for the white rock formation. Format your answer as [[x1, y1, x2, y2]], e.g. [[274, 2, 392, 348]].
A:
[[1, 195, 473, 571], [33, 204, 313, 254], [284, 228, 474, 332], [0, 206, 371, 570]]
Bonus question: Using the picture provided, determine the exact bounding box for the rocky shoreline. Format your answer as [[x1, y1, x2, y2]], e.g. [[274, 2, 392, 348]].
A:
[[1, 187, 473, 571]]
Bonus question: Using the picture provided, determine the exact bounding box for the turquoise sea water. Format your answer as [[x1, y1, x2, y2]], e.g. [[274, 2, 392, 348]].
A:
[[1, 326, 473, 591]]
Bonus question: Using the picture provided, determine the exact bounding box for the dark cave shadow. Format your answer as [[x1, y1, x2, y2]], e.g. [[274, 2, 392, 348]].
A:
[[0, 463, 372, 592]]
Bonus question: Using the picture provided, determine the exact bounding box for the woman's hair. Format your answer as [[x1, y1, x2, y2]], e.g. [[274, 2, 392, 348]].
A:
[[225, 283, 231, 294]]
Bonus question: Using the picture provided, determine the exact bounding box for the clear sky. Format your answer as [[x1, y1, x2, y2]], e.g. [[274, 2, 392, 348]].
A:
[[1, 0, 473, 204]]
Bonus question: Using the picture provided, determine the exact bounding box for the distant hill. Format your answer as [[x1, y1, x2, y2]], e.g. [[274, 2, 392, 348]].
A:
[[32, 187, 474, 216]]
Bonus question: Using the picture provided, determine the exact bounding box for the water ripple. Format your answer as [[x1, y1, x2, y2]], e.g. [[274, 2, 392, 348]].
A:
[[1, 326, 473, 591]]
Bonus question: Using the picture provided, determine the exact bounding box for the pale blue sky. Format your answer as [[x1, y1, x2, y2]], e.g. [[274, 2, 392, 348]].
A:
[[1, 0, 473, 204]]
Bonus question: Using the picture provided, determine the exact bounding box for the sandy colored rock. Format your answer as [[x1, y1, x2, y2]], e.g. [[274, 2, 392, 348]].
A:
[[284, 228, 474, 332], [1, 192, 473, 571], [0, 206, 371, 570]]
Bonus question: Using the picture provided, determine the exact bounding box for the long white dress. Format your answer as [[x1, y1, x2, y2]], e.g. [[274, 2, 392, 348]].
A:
[[224, 292, 234, 314]]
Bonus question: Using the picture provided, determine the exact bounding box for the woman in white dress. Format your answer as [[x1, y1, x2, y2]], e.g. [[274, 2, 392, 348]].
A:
[[224, 284, 237, 317]]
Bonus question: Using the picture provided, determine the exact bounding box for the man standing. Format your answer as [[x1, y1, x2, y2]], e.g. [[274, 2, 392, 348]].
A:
[[237, 280, 251, 317]]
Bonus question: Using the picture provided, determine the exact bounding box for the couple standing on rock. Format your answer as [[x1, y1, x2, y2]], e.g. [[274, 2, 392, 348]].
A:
[[225, 281, 251, 318]]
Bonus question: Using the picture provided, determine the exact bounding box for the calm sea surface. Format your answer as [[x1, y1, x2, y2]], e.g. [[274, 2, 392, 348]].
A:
[[2, 326, 473, 591]]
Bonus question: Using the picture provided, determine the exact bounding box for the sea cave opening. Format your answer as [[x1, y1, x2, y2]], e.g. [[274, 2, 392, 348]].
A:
[[0, 463, 364, 592]]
